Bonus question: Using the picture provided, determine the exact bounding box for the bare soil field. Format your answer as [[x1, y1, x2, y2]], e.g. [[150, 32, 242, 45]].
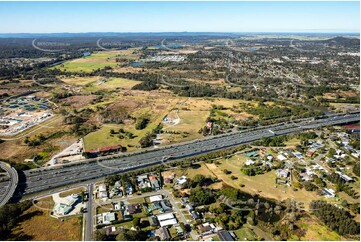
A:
[[0, 83, 36, 96]]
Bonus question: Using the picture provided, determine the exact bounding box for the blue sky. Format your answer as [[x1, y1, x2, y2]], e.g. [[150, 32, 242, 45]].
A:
[[0, 1, 359, 33]]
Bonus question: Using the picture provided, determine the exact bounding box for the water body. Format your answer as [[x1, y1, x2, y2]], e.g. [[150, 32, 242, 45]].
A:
[[129, 62, 144, 67]]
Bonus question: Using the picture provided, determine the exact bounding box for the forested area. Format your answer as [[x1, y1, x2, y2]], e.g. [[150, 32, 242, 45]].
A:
[[310, 200, 359, 236]]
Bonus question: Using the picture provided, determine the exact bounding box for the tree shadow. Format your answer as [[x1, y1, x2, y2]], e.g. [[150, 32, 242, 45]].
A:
[[13, 231, 34, 241], [17, 210, 43, 223], [5, 230, 34, 241], [10, 170, 27, 203]]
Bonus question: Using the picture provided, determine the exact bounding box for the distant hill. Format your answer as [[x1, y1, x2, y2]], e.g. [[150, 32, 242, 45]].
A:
[[321, 36, 360, 47]]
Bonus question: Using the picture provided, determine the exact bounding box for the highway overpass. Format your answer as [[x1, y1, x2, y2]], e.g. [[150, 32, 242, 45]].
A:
[[0, 161, 18, 206]]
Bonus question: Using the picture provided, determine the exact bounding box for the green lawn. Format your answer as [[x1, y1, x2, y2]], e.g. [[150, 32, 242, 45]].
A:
[[212, 235, 221, 241], [84, 125, 123, 151], [127, 196, 147, 204], [233, 227, 258, 241]]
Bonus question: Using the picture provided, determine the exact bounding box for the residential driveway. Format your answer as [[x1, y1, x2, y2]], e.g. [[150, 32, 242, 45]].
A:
[[100, 189, 198, 240]]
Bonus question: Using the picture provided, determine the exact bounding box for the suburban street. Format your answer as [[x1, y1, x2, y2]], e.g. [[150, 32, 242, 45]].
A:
[[99, 189, 198, 240], [84, 184, 94, 241]]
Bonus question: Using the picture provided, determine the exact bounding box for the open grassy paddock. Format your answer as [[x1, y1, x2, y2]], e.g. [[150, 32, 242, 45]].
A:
[[11, 196, 82, 241], [51, 49, 139, 73], [204, 156, 324, 209], [52, 58, 119, 73], [297, 216, 345, 241], [61, 76, 101, 86], [83, 94, 259, 151], [83, 93, 181, 151], [83, 77, 142, 92]]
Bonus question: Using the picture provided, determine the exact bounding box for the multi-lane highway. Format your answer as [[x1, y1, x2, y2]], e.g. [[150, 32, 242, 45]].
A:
[[15, 112, 358, 197], [0, 161, 18, 206]]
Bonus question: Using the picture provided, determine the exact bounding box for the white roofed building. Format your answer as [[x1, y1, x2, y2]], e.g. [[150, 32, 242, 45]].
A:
[[149, 195, 163, 203], [156, 213, 177, 227], [277, 154, 287, 161], [157, 213, 175, 221], [176, 176, 187, 186], [159, 218, 178, 227], [102, 212, 116, 225]]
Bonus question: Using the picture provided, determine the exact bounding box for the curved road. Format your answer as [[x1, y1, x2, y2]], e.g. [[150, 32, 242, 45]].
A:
[[0, 161, 18, 206]]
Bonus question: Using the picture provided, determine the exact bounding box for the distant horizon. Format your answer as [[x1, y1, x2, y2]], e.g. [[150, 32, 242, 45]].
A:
[[0, 1, 359, 33], [0, 31, 360, 34], [0, 31, 359, 36]]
